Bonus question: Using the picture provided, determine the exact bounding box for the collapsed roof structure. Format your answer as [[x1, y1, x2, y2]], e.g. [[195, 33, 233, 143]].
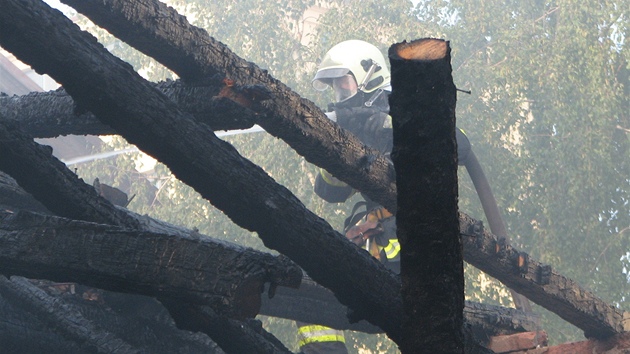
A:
[[0, 0, 627, 352]]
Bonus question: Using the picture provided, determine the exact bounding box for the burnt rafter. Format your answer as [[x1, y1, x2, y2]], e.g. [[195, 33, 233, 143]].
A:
[[0, 0, 620, 348], [60, 0, 399, 214], [0, 80, 257, 138], [0, 276, 225, 353], [459, 213, 627, 339], [53, 0, 628, 340], [0, 0, 404, 343], [0, 169, 539, 339], [0, 112, 301, 351], [0, 209, 300, 320]]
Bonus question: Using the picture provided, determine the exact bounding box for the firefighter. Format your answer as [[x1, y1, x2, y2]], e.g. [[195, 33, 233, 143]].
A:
[[297, 40, 471, 354]]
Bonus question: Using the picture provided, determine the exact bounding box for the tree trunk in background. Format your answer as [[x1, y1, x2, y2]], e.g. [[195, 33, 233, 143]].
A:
[[390, 38, 464, 353]]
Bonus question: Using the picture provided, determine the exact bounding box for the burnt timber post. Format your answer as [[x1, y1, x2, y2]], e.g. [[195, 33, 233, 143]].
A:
[[389, 39, 464, 352]]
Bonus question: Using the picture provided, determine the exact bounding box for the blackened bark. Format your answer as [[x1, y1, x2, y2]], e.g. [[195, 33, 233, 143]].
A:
[[389, 39, 464, 353], [52, 2, 619, 341], [0, 169, 540, 339], [0, 210, 299, 319], [163, 300, 292, 354], [0, 0, 403, 342], [464, 151, 532, 313], [460, 213, 627, 339], [0, 171, 51, 213], [0, 122, 139, 229], [259, 276, 540, 336], [60, 0, 398, 214], [0, 80, 257, 139], [0, 0, 625, 346], [0, 276, 223, 354]]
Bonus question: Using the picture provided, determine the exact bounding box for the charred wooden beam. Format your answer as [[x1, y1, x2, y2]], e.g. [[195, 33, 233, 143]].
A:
[[0, 118, 302, 318], [0, 80, 256, 139], [390, 38, 464, 353], [0, 209, 299, 319], [460, 213, 626, 339], [0, 175, 538, 341], [508, 331, 630, 353], [162, 300, 292, 354], [0, 275, 139, 353], [0, 172, 539, 340], [260, 276, 540, 336], [0, 276, 224, 353], [0, 171, 50, 214], [0, 153, 301, 353], [0, 122, 139, 229], [59, 0, 624, 336], [60, 0, 398, 214], [0, 0, 403, 342], [1, 0, 625, 344]]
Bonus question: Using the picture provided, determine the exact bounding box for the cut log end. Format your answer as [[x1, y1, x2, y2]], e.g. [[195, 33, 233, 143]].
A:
[[391, 38, 449, 61]]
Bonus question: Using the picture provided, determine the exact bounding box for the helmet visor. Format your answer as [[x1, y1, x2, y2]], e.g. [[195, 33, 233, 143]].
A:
[[332, 74, 358, 102], [312, 68, 350, 91]]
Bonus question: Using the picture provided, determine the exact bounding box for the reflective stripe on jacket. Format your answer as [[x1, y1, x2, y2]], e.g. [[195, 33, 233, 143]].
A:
[[380, 238, 401, 261], [366, 208, 400, 262], [297, 324, 345, 347]]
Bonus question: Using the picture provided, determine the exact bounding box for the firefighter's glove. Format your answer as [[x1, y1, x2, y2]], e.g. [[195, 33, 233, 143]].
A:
[[363, 112, 388, 139]]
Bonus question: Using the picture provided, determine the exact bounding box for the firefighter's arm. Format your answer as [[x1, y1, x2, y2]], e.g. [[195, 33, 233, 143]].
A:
[[314, 168, 355, 203]]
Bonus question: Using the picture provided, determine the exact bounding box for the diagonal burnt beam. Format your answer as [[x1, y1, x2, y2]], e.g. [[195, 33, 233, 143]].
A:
[[0, 275, 140, 353], [0, 80, 257, 138], [0, 170, 538, 339], [61, 0, 398, 214], [0, 121, 139, 229], [0, 276, 226, 353], [2, 0, 626, 341], [58, 0, 627, 340], [460, 213, 626, 339], [260, 276, 541, 336], [0, 0, 404, 342], [0, 112, 302, 351]]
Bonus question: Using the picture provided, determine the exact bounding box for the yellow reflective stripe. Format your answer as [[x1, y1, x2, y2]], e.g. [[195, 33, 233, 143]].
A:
[[383, 114, 392, 129], [297, 325, 345, 346], [380, 239, 400, 260], [319, 168, 347, 187]]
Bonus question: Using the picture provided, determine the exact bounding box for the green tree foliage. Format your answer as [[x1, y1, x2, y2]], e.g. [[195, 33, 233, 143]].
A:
[[69, 0, 628, 350]]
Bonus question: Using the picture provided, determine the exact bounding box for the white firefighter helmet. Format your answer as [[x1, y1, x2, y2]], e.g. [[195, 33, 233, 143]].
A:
[[312, 40, 390, 102]]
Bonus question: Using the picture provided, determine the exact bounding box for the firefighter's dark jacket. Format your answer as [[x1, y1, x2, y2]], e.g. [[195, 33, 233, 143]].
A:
[[314, 96, 471, 204]]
